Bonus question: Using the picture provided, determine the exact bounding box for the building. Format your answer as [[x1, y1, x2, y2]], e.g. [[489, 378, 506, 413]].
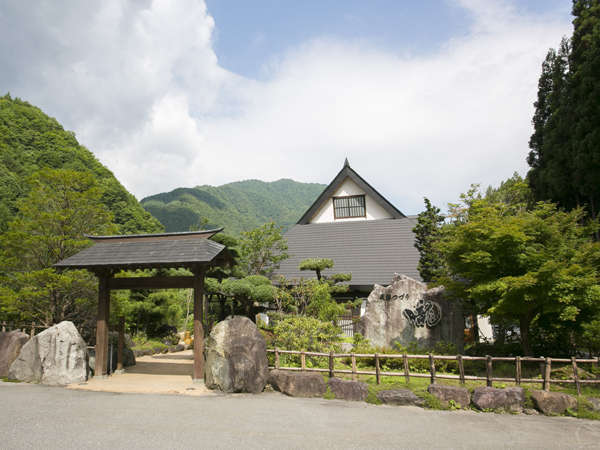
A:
[[274, 159, 421, 292]]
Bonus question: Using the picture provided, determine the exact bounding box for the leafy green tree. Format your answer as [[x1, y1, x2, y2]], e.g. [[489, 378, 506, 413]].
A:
[[272, 316, 342, 353], [413, 198, 446, 283], [299, 258, 334, 281], [220, 275, 278, 319], [439, 198, 600, 355], [239, 222, 288, 276], [0, 169, 117, 330], [298, 257, 352, 295]]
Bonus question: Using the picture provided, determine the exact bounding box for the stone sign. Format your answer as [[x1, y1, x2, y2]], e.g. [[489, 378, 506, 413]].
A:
[[357, 274, 463, 351]]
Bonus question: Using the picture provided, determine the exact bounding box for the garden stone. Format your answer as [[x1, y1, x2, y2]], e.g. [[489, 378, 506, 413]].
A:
[[0, 330, 29, 378], [530, 390, 577, 415], [524, 408, 539, 415], [472, 387, 524, 412], [377, 389, 424, 406], [204, 315, 269, 393], [327, 377, 368, 401], [269, 370, 326, 397], [427, 384, 470, 408], [8, 321, 87, 385], [586, 397, 600, 412]]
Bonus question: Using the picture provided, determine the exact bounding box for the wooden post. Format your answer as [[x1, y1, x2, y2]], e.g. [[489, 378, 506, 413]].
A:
[[571, 357, 580, 396], [329, 351, 334, 378], [1, 321, 5, 332], [544, 357, 551, 392], [486, 355, 493, 387], [116, 316, 125, 372], [351, 353, 357, 381], [457, 355, 465, 385], [403, 353, 410, 384], [30, 321, 35, 338], [275, 348, 280, 369], [375, 353, 381, 385], [192, 267, 206, 382], [429, 353, 436, 384], [301, 351, 306, 371], [95, 275, 110, 378], [515, 356, 521, 386]]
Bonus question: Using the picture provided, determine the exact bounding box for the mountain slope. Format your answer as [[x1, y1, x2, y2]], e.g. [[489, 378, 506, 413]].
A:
[[141, 179, 326, 235], [0, 94, 162, 233]]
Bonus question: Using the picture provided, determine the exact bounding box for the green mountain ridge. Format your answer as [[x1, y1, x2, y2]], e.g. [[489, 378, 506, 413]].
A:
[[141, 178, 326, 235], [0, 94, 162, 234]]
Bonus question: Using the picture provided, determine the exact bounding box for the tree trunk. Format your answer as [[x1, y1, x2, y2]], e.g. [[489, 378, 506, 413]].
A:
[[519, 315, 533, 356]]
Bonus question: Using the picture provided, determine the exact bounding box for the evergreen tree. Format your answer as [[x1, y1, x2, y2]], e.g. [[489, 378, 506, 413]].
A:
[[413, 198, 445, 283]]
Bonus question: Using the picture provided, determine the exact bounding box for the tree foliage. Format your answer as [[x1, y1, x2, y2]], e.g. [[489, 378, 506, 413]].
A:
[[413, 198, 446, 283], [239, 221, 288, 276], [527, 1, 600, 225]]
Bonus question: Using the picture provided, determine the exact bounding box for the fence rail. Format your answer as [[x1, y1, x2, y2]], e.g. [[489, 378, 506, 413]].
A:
[[267, 349, 600, 395]]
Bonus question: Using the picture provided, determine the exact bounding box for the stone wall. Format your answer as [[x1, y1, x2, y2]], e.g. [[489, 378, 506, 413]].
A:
[[357, 274, 463, 351]]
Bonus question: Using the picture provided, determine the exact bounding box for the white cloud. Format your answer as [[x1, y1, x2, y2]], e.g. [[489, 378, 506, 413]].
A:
[[0, 0, 571, 214]]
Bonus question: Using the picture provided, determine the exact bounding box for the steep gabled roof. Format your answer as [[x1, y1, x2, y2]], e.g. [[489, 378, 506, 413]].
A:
[[297, 159, 405, 224]]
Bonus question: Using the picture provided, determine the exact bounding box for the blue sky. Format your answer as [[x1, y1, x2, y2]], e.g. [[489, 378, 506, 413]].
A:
[[0, 0, 573, 214], [207, 0, 570, 79]]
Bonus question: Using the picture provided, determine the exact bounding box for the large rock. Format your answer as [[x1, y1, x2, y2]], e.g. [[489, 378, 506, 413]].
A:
[[327, 377, 368, 401], [357, 274, 464, 350], [530, 390, 577, 415], [427, 384, 470, 408], [377, 389, 424, 406], [204, 315, 269, 393], [0, 330, 29, 377], [269, 370, 326, 397], [472, 387, 524, 412], [8, 321, 88, 385]]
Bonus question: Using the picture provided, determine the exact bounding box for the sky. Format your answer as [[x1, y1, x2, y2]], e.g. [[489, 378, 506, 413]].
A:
[[0, 0, 572, 214]]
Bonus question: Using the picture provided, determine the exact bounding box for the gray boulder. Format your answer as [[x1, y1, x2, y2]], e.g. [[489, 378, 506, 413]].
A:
[[586, 397, 600, 413], [427, 384, 470, 408], [269, 370, 327, 397], [377, 389, 424, 406], [0, 330, 29, 377], [530, 390, 577, 415], [8, 321, 88, 385], [327, 377, 368, 401], [204, 315, 269, 393], [357, 274, 464, 351], [472, 387, 524, 412]]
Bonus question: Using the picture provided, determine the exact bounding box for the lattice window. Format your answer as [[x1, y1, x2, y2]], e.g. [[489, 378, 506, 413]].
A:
[[333, 195, 366, 219]]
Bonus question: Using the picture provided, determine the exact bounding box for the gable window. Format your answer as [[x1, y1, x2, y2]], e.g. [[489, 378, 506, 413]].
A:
[[333, 195, 366, 219]]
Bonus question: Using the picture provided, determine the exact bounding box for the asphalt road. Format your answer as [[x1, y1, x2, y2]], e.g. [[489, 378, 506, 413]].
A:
[[1, 382, 600, 449]]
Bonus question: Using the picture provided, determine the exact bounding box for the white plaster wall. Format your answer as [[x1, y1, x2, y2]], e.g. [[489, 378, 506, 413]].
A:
[[477, 315, 495, 343], [309, 177, 394, 223]]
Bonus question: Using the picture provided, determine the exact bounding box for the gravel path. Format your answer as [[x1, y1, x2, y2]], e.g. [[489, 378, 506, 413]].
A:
[[2, 382, 599, 449]]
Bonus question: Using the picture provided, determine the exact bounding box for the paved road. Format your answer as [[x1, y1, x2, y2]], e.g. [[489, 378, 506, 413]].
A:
[[1, 382, 599, 449]]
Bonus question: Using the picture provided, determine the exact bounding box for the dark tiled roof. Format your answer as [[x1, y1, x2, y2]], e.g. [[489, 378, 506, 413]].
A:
[[54, 238, 226, 270], [274, 218, 421, 286]]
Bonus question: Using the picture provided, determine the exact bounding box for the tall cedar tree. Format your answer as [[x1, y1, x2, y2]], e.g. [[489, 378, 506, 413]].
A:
[[413, 198, 445, 282], [527, 1, 600, 231]]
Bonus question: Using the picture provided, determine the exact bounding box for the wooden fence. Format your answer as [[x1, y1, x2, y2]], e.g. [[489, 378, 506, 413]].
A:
[[1, 321, 48, 338], [267, 349, 600, 395]]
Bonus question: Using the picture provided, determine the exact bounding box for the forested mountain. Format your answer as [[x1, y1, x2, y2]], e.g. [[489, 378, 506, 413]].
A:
[[141, 179, 326, 235], [0, 95, 162, 233]]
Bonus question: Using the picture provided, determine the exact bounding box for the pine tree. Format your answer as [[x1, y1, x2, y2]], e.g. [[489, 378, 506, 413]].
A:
[[413, 198, 445, 283]]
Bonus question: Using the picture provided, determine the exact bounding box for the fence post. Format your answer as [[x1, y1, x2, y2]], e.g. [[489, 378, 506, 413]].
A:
[[30, 321, 35, 338], [486, 355, 493, 387], [544, 357, 551, 392], [457, 355, 465, 385], [351, 353, 357, 381], [403, 353, 410, 384], [275, 348, 280, 369], [301, 351, 306, 371], [329, 351, 334, 378], [429, 353, 436, 385], [375, 353, 381, 385], [571, 357, 580, 396], [515, 356, 521, 386]]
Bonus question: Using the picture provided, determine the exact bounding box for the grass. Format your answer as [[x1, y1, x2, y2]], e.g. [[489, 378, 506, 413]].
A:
[[0, 376, 20, 383]]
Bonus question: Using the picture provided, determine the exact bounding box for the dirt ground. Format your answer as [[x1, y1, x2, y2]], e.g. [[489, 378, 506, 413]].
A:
[[67, 350, 215, 396]]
